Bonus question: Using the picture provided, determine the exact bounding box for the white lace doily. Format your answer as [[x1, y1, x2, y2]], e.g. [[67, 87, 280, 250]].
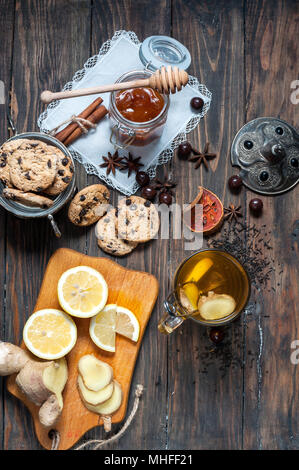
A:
[[38, 30, 212, 195]]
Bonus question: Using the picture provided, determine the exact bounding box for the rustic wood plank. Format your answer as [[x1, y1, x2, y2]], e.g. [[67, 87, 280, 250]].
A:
[[3, 0, 91, 449], [168, 0, 246, 449], [0, 0, 15, 451], [1, 0, 298, 451], [243, 0, 299, 450], [82, 0, 172, 450]]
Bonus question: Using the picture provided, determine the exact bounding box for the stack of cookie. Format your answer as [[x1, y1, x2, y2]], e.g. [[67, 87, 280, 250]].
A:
[[0, 138, 73, 208], [95, 196, 160, 256], [68, 187, 159, 256]]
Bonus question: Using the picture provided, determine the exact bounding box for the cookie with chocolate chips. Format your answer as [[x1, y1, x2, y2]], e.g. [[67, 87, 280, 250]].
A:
[[44, 151, 74, 196], [0, 150, 11, 187], [0, 139, 29, 187], [7, 138, 57, 192], [117, 195, 160, 243], [95, 208, 137, 256], [68, 184, 110, 226], [2, 187, 54, 208]]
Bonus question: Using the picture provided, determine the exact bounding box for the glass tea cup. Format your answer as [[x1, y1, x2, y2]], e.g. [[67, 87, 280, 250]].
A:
[[158, 249, 250, 334]]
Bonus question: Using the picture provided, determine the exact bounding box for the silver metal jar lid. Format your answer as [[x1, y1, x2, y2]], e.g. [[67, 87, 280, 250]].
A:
[[139, 35, 191, 72], [231, 117, 299, 195]]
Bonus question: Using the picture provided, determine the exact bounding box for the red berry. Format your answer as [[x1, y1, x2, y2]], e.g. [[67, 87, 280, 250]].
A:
[[209, 328, 225, 344], [159, 191, 172, 206], [190, 97, 204, 110], [141, 185, 156, 201], [178, 142, 192, 159], [228, 175, 243, 191], [136, 171, 150, 187], [249, 198, 263, 214]]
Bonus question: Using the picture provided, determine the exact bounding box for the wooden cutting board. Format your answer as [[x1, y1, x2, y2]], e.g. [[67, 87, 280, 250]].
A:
[[7, 248, 159, 450]]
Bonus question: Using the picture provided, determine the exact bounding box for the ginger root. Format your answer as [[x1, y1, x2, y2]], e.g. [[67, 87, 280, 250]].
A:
[[0, 341, 68, 427], [0, 342, 30, 375], [38, 394, 62, 428]]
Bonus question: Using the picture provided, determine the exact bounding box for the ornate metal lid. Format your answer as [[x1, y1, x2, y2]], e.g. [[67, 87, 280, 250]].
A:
[[139, 35, 191, 72], [231, 117, 299, 195]]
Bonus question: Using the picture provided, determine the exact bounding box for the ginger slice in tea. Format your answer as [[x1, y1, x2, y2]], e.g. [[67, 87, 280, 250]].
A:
[[197, 291, 236, 320]]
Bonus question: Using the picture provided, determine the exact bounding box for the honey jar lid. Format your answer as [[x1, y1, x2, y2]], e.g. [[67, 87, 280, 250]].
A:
[[139, 35, 191, 71]]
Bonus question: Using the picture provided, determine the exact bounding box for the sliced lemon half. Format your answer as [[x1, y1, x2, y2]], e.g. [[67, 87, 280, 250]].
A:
[[89, 304, 140, 352], [115, 306, 140, 342], [23, 308, 77, 360], [89, 304, 117, 352], [57, 266, 108, 318]]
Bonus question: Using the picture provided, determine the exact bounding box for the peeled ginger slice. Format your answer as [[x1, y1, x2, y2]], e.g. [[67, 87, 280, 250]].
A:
[[78, 375, 114, 405], [43, 357, 68, 408], [198, 292, 236, 320], [78, 354, 113, 391], [84, 380, 122, 416]]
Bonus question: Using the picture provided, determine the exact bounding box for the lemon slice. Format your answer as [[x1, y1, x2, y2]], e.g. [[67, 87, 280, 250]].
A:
[[23, 309, 77, 360], [89, 304, 140, 352], [89, 304, 117, 352], [115, 306, 140, 342], [57, 266, 108, 318]]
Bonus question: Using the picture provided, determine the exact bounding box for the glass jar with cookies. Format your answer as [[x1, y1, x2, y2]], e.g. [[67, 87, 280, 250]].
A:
[[0, 132, 76, 237]]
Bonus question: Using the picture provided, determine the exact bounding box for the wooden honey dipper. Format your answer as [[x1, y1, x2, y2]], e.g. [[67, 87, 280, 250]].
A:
[[40, 66, 189, 104]]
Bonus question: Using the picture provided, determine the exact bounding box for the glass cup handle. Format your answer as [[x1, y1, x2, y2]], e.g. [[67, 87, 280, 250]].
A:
[[158, 293, 185, 335], [109, 124, 135, 150]]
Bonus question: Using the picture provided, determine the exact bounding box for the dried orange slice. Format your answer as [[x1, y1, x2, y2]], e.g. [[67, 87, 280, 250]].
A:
[[23, 309, 77, 360], [57, 266, 108, 318], [184, 186, 224, 235]]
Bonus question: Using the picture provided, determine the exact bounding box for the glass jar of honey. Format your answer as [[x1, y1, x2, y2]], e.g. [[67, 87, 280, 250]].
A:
[[109, 70, 170, 148]]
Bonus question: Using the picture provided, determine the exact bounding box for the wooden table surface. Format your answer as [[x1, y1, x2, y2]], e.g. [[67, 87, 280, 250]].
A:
[[0, 0, 298, 450]]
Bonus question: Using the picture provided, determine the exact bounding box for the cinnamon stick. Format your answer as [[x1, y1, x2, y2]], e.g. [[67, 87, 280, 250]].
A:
[[54, 96, 103, 142], [63, 105, 108, 146]]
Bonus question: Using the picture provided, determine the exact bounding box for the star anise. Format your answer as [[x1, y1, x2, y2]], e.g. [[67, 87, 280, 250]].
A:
[[224, 204, 243, 223], [99, 151, 124, 176], [152, 173, 176, 195], [188, 142, 216, 170], [121, 153, 144, 177]]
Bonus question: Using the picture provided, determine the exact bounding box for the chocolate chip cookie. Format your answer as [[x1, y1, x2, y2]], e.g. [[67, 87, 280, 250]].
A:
[[7, 139, 57, 192], [68, 184, 110, 226], [2, 187, 54, 208], [95, 209, 138, 256], [0, 150, 11, 187], [44, 151, 74, 196], [117, 196, 160, 243], [0, 139, 26, 187]]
